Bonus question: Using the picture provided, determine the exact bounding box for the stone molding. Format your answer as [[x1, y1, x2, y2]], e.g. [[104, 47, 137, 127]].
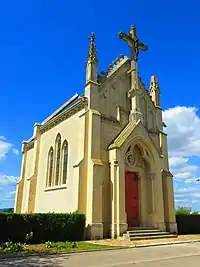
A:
[[39, 99, 88, 134], [101, 115, 121, 125], [22, 99, 88, 151], [24, 141, 34, 152]]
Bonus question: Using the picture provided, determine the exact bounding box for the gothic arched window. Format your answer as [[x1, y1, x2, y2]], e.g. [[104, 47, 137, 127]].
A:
[[62, 140, 68, 185], [55, 134, 61, 186], [46, 147, 54, 187]]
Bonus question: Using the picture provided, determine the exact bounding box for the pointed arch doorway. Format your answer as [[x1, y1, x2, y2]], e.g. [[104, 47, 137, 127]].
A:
[[124, 143, 153, 229]]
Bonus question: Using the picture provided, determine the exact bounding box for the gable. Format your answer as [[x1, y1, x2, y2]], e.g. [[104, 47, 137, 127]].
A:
[[98, 56, 131, 120], [108, 120, 160, 157]]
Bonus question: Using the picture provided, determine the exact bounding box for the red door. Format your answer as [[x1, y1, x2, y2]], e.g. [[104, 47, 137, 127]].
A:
[[125, 172, 139, 227]]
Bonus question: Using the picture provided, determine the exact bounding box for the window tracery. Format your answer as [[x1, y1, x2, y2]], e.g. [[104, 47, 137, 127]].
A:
[[46, 147, 54, 187], [125, 144, 144, 168], [62, 141, 68, 185]]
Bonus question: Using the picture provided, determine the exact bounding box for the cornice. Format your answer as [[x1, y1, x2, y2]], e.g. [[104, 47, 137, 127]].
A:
[[39, 99, 88, 134], [108, 121, 138, 149], [162, 169, 173, 178], [101, 115, 121, 125], [24, 140, 35, 152]]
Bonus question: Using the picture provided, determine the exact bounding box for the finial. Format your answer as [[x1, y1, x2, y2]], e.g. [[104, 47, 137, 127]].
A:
[[87, 32, 97, 64], [130, 25, 136, 30], [130, 25, 137, 38], [150, 75, 159, 90], [89, 32, 95, 42]]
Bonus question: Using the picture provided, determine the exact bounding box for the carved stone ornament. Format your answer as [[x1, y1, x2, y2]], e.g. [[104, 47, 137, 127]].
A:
[[118, 25, 148, 62], [125, 145, 144, 168]]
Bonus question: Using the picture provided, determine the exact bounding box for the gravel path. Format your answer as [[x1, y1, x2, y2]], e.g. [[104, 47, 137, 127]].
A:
[[85, 235, 200, 247]]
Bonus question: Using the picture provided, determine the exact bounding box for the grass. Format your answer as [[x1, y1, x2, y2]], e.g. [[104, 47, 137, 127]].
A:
[[1, 235, 200, 256], [0, 241, 121, 257]]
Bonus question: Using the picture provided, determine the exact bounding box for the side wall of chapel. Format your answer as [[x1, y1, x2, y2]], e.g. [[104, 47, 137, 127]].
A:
[[18, 108, 85, 214], [34, 109, 85, 213], [20, 148, 35, 213]]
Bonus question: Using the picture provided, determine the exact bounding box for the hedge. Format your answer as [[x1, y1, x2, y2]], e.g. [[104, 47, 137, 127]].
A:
[[0, 211, 85, 244], [176, 215, 200, 235]]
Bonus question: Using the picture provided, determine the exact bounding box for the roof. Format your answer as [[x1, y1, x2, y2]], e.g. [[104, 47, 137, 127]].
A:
[[41, 93, 83, 126]]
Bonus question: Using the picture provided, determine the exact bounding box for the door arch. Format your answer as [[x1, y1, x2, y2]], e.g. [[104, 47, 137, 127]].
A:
[[124, 143, 153, 228]]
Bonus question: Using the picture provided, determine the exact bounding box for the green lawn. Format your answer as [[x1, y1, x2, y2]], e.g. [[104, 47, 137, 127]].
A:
[[0, 241, 121, 256]]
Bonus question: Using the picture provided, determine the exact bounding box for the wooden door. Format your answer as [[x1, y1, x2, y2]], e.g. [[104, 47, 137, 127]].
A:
[[125, 172, 139, 227]]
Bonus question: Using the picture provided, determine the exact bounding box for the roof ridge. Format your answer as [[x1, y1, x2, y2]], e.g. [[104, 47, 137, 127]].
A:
[[41, 93, 79, 125]]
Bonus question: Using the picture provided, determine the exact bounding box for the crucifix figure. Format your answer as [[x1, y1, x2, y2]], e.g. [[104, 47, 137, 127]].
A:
[[118, 25, 148, 62]]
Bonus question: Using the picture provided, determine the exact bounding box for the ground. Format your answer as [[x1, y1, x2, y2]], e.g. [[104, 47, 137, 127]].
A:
[[86, 234, 200, 246], [1, 242, 200, 266]]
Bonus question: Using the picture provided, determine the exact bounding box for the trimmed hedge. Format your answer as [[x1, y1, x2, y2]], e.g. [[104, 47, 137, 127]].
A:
[[0, 212, 85, 244], [176, 215, 200, 234]]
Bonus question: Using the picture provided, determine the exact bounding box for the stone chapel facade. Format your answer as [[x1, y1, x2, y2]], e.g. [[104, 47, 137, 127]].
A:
[[15, 26, 177, 239]]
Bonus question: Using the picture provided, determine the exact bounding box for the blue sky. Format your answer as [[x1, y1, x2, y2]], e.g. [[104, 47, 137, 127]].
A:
[[0, 1, 200, 210]]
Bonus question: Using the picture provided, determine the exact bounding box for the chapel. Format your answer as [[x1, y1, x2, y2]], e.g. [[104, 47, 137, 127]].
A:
[[15, 26, 177, 239]]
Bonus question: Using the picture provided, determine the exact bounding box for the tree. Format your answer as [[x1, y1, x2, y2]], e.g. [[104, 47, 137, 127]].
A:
[[176, 206, 199, 215]]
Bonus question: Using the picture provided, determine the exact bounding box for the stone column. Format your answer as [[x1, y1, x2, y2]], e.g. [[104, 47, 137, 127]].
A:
[[110, 159, 119, 238], [28, 123, 41, 213], [128, 61, 143, 123], [153, 171, 166, 231], [84, 109, 104, 240], [147, 172, 156, 213], [14, 141, 28, 213], [162, 172, 177, 234]]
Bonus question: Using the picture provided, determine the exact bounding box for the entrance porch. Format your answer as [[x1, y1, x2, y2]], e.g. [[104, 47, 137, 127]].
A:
[[109, 137, 167, 239]]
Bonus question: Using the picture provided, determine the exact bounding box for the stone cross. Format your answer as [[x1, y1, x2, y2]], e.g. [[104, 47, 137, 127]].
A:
[[118, 25, 148, 62]]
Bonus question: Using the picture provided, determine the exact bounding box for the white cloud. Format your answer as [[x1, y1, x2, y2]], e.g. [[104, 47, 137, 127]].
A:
[[175, 199, 185, 203], [185, 178, 199, 184], [0, 175, 19, 186], [192, 200, 199, 204], [163, 106, 200, 189], [175, 187, 197, 194], [0, 136, 19, 159], [4, 191, 16, 200], [174, 172, 192, 179], [175, 194, 188, 198], [169, 157, 189, 168], [163, 106, 200, 157], [191, 193, 200, 198], [0, 137, 12, 159], [12, 148, 20, 155]]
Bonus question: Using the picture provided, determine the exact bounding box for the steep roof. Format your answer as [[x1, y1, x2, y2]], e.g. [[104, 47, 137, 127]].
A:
[[41, 93, 80, 126]]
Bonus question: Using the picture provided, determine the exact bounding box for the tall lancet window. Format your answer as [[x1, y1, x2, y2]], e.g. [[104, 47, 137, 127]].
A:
[[47, 147, 54, 187], [55, 134, 61, 186], [62, 141, 68, 185]]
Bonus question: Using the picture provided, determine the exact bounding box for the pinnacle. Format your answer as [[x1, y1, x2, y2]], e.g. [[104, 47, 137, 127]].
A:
[[86, 32, 97, 64], [150, 75, 159, 89]]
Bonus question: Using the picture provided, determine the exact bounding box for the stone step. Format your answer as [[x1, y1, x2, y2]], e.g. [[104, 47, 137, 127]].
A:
[[128, 231, 171, 237], [127, 229, 163, 234], [129, 234, 177, 241], [128, 227, 158, 231]]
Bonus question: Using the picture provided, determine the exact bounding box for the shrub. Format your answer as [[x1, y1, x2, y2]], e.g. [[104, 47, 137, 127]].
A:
[[176, 206, 192, 215], [0, 241, 24, 252], [45, 241, 55, 248], [44, 241, 78, 249], [0, 211, 85, 244], [25, 231, 34, 244], [176, 215, 200, 234], [176, 206, 199, 216]]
